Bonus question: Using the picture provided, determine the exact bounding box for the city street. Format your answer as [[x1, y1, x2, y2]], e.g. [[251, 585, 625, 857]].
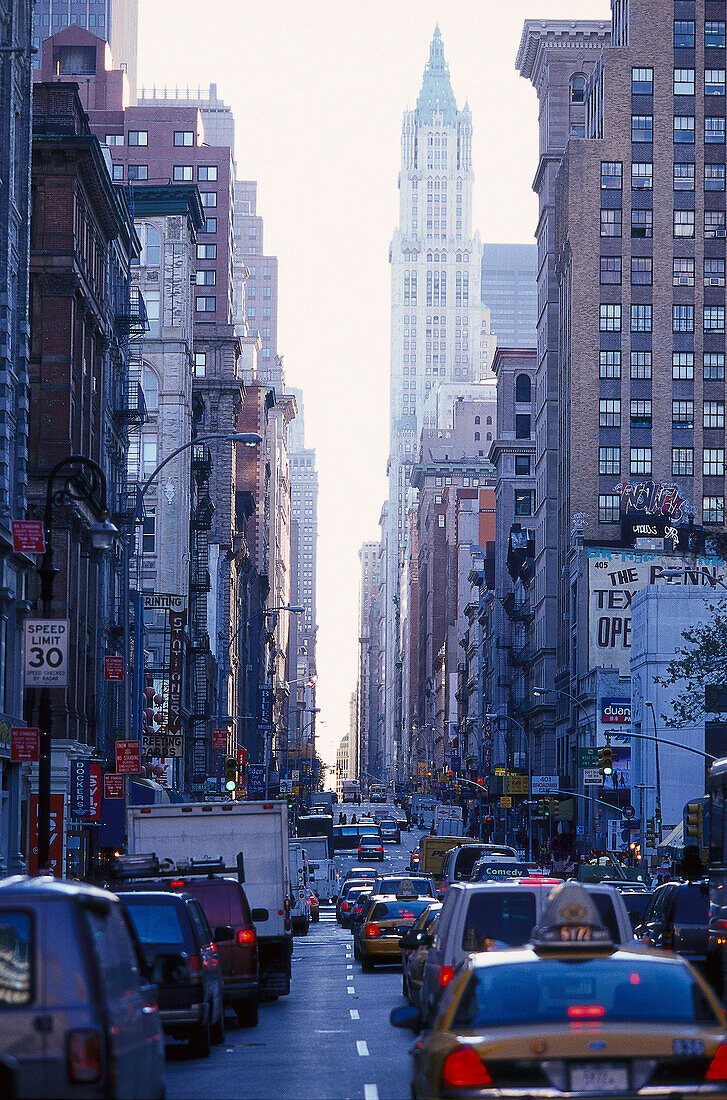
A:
[[165, 835, 417, 1100]]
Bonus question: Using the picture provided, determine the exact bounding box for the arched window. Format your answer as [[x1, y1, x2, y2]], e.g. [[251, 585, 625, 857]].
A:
[[136, 223, 160, 266], [143, 365, 159, 410], [486, 432, 492, 441], [474, 415, 480, 425], [474, 432, 480, 441], [515, 374, 531, 403], [486, 416, 492, 425], [571, 75, 586, 103]]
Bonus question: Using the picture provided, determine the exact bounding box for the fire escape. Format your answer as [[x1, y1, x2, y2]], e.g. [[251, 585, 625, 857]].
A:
[[189, 438, 215, 783]]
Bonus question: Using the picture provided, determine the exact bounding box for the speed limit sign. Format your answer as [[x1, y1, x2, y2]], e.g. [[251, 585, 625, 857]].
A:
[[24, 619, 69, 687]]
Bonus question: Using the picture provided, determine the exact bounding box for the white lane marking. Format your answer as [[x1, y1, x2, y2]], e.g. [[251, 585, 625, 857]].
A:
[[350, 1009, 360, 1020], [347, 985, 355, 993], [357, 1041, 370, 1057], [364, 1085, 379, 1100]]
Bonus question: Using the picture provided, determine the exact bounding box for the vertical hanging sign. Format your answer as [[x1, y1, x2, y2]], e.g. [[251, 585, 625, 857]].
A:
[[168, 609, 186, 744]]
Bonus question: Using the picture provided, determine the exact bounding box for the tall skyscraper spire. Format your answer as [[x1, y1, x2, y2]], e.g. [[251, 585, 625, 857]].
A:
[[416, 25, 457, 122]]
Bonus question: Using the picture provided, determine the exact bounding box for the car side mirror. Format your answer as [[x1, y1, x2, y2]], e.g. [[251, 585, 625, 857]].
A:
[[251, 908, 269, 923], [214, 925, 235, 942], [390, 1004, 422, 1031], [151, 952, 189, 986], [399, 930, 418, 949]]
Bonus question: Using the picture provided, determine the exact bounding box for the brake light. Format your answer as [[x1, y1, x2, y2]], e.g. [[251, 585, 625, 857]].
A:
[[438, 965, 455, 988], [67, 1028, 102, 1084], [707, 1044, 727, 1081], [441, 1047, 492, 1088], [169, 879, 185, 888], [715, 920, 727, 932], [187, 954, 201, 972], [364, 923, 381, 938], [567, 1005, 605, 1019], [237, 929, 256, 946], [341, 902, 350, 912]]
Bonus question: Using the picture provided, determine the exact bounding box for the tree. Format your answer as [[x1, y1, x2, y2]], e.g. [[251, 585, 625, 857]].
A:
[[655, 599, 727, 725]]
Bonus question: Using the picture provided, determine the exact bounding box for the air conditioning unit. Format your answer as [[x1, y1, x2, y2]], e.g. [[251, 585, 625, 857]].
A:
[[709, 277, 725, 286], [717, 229, 727, 238], [677, 276, 692, 285]]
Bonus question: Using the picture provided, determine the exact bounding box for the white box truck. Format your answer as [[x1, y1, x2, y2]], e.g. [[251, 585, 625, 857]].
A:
[[294, 835, 337, 902], [433, 804, 463, 837], [126, 800, 292, 998]]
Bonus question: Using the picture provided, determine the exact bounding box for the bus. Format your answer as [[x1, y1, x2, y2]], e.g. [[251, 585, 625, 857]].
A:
[[342, 779, 361, 804], [369, 782, 387, 803]]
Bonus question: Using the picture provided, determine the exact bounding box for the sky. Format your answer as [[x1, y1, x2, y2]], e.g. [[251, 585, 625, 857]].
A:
[[137, 0, 610, 768]]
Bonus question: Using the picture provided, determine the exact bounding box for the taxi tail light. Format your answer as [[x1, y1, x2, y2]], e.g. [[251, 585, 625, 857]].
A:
[[364, 923, 381, 938], [439, 965, 455, 988], [441, 1047, 493, 1089], [237, 929, 256, 946], [341, 902, 350, 912], [67, 1028, 103, 1084], [187, 954, 201, 973], [706, 1044, 727, 1081]]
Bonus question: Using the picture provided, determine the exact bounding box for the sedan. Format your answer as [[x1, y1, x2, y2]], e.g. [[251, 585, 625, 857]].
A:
[[358, 834, 385, 861], [355, 894, 435, 971]]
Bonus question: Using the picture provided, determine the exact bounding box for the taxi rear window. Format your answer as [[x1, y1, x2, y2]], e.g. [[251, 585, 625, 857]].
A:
[[371, 901, 432, 921], [454, 958, 719, 1028], [377, 878, 433, 895], [0, 910, 32, 1006], [462, 892, 536, 950]]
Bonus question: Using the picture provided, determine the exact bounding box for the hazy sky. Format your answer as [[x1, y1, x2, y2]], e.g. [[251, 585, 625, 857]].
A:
[[137, 0, 610, 768]]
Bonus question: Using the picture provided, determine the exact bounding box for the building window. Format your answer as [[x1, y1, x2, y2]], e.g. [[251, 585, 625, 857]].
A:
[[197, 243, 217, 259], [600, 303, 621, 331], [631, 447, 652, 475], [706, 163, 726, 191], [632, 162, 653, 190], [674, 209, 695, 237], [706, 69, 726, 95], [515, 414, 531, 439], [673, 352, 694, 379], [632, 115, 653, 142], [144, 290, 159, 335], [675, 21, 696, 49], [674, 257, 695, 285], [601, 161, 623, 189], [200, 191, 217, 208], [173, 130, 194, 146], [474, 432, 480, 441], [200, 217, 217, 234], [600, 209, 622, 237], [674, 162, 695, 190], [705, 210, 726, 237], [705, 353, 726, 380], [705, 305, 726, 332], [631, 303, 652, 332], [672, 399, 694, 428], [142, 433, 157, 478], [514, 491, 533, 516], [173, 165, 193, 181], [601, 256, 622, 284], [599, 494, 621, 523], [142, 511, 155, 554], [632, 67, 653, 95], [198, 165, 218, 181], [438, 515, 445, 528], [707, 117, 726, 143], [515, 374, 531, 402], [705, 449, 726, 477], [128, 164, 148, 181], [631, 399, 652, 428], [196, 296, 216, 313], [703, 496, 726, 525], [706, 21, 727, 48], [112, 163, 124, 181], [631, 209, 653, 238], [515, 456, 530, 476], [599, 447, 621, 475], [631, 256, 652, 285], [600, 350, 621, 378], [570, 74, 586, 103], [705, 401, 725, 428], [105, 133, 124, 146], [674, 116, 695, 143], [127, 130, 148, 146], [673, 303, 694, 332], [674, 68, 695, 95], [600, 398, 621, 427], [673, 448, 694, 476], [193, 352, 206, 378], [195, 269, 216, 285], [630, 351, 652, 379]]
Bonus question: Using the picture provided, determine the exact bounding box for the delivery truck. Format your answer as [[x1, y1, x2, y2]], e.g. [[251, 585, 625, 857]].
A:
[[126, 800, 292, 998]]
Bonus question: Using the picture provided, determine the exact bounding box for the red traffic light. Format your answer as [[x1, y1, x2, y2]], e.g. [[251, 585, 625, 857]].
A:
[[447, 770, 453, 778], [476, 777, 485, 786], [485, 815, 494, 825]]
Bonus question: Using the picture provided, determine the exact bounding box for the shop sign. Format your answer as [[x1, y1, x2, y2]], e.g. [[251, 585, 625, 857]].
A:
[[601, 698, 631, 724]]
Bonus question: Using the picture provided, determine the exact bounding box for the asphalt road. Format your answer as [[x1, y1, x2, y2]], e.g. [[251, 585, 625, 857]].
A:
[[165, 831, 420, 1100]]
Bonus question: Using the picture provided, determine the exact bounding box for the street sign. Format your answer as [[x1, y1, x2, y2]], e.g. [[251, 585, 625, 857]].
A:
[[104, 656, 124, 682], [115, 740, 141, 774], [280, 779, 293, 794], [507, 775, 528, 795], [24, 619, 69, 687], [583, 768, 604, 786], [500, 796, 512, 809], [212, 728, 228, 756], [10, 727, 38, 762], [291, 769, 300, 783], [578, 747, 599, 768], [11, 520, 46, 555], [104, 774, 124, 799], [531, 775, 560, 795], [247, 763, 265, 799], [623, 805, 636, 820]]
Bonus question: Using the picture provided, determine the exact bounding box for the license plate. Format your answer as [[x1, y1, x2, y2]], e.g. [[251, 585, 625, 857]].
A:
[[570, 1064, 628, 1093]]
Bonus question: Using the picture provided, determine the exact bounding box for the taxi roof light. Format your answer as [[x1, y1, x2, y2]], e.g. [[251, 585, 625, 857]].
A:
[[706, 1043, 727, 1082], [531, 882, 614, 953], [441, 1047, 493, 1089]]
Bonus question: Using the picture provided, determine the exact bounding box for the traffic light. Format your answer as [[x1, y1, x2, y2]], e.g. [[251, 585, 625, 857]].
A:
[[598, 744, 613, 776], [539, 798, 550, 818], [483, 815, 494, 839], [548, 797, 558, 818], [685, 800, 703, 843], [224, 756, 237, 792], [476, 777, 485, 787]]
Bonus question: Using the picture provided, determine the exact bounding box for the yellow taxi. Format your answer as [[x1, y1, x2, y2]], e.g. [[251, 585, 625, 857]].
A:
[[355, 885, 435, 971], [391, 882, 727, 1099]]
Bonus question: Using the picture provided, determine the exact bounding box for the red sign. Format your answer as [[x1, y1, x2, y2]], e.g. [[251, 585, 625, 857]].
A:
[[104, 656, 125, 682], [115, 740, 141, 775], [28, 793, 64, 876], [104, 773, 124, 799], [168, 611, 186, 736], [11, 520, 46, 555], [10, 727, 39, 762], [213, 728, 228, 756], [237, 747, 247, 789]]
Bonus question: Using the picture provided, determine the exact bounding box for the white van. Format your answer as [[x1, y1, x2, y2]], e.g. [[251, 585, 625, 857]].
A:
[[288, 842, 311, 935]]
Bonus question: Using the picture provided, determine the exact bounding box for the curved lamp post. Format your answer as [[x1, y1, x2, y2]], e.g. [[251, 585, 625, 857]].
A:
[[485, 712, 532, 861]]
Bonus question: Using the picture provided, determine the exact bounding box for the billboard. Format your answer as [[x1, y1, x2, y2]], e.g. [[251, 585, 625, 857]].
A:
[[587, 549, 727, 675]]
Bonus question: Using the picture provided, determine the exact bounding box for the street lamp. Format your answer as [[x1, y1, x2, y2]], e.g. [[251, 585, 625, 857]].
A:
[[533, 686, 597, 845], [485, 712, 532, 861], [36, 455, 119, 873]]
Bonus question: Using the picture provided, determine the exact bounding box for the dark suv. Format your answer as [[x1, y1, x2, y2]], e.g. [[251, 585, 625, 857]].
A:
[[635, 881, 709, 971], [118, 890, 225, 1057]]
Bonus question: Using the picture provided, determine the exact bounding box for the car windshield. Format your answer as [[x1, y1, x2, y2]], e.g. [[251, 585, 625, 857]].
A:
[[123, 901, 187, 945], [462, 892, 537, 950], [454, 958, 719, 1027], [371, 901, 432, 921]]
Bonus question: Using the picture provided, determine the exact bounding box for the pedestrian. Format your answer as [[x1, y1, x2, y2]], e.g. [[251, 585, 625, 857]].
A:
[[351, 813, 357, 824], [340, 812, 347, 825]]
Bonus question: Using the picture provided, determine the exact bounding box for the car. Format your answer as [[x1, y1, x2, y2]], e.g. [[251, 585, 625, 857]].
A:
[[118, 889, 225, 1057], [336, 879, 372, 923], [307, 889, 320, 922], [342, 866, 378, 886], [349, 887, 375, 936], [372, 875, 437, 898], [401, 903, 442, 1008], [439, 843, 520, 891], [621, 889, 653, 932], [0, 876, 165, 1100], [392, 881, 727, 1100], [380, 819, 401, 844], [341, 885, 373, 929], [358, 833, 385, 860], [420, 878, 635, 1025], [636, 880, 709, 972], [354, 890, 437, 971]]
